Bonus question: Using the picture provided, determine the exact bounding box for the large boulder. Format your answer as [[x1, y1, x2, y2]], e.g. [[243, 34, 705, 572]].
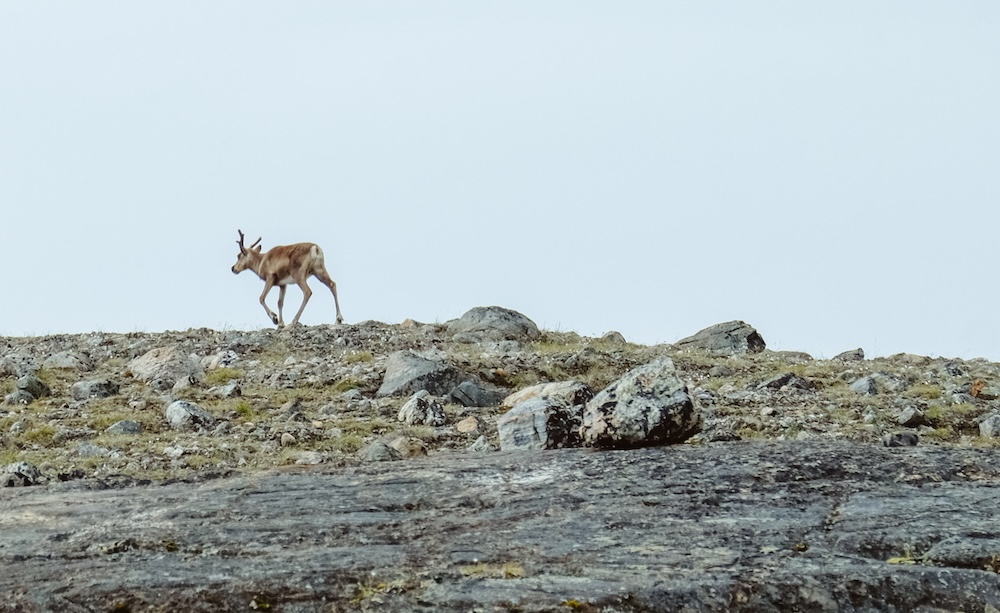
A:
[[675, 320, 765, 355], [446, 306, 541, 343], [497, 398, 583, 451], [501, 381, 595, 410], [581, 358, 701, 449], [127, 347, 203, 392], [376, 351, 466, 398]]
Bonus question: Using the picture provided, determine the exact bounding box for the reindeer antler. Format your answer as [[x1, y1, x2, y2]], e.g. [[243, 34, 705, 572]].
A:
[[237, 229, 262, 251]]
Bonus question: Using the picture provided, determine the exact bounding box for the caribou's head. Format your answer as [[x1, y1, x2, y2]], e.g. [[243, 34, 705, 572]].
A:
[[232, 229, 262, 274]]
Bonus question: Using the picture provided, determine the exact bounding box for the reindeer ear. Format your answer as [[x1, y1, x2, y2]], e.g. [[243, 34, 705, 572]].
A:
[[254, 245, 262, 253]]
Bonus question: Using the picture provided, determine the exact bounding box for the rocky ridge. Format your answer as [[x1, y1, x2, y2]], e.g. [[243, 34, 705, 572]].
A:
[[4, 307, 1000, 610], [3, 308, 1000, 486]]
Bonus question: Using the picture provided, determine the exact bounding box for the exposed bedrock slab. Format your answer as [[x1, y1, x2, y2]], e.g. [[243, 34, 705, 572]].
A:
[[2, 440, 1000, 612]]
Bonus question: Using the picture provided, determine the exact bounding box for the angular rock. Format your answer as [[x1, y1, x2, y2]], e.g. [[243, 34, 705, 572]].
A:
[[127, 347, 203, 392], [377, 351, 466, 398], [850, 377, 878, 395], [71, 379, 120, 401], [3, 390, 35, 406], [384, 434, 428, 458], [16, 374, 50, 399], [497, 397, 583, 451], [979, 413, 1000, 438], [397, 391, 447, 426], [105, 420, 142, 435], [833, 348, 865, 362], [467, 435, 494, 452], [358, 441, 402, 462], [42, 351, 94, 371], [3, 461, 42, 487], [446, 306, 541, 343], [675, 320, 765, 355], [165, 401, 218, 431], [448, 380, 507, 408], [501, 381, 595, 410], [897, 406, 926, 428], [455, 416, 481, 435], [581, 358, 701, 449], [756, 372, 815, 391], [599, 331, 627, 345]]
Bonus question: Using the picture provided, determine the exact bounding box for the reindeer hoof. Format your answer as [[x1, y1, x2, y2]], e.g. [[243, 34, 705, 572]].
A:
[[270, 314, 279, 326]]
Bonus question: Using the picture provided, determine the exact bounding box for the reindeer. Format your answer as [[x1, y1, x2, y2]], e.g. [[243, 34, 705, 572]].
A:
[[231, 230, 344, 327]]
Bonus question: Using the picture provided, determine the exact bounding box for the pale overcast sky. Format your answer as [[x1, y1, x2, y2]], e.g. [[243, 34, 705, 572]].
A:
[[2, 3, 998, 360]]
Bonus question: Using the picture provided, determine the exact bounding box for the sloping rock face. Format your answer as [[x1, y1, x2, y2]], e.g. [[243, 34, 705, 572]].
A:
[[581, 358, 701, 448], [3, 441, 1000, 612], [446, 306, 541, 343], [675, 320, 765, 354]]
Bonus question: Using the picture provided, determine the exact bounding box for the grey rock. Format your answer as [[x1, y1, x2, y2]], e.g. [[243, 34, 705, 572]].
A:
[[924, 536, 1000, 570], [501, 381, 595, 410], [0, 354, 36, 377], [16, 374, 50, 399], [3, 441, 1000, 611], [599, 330, 627, 344], [883, 431, 919, 447], [71, 379, 120, 401], [165, 400, 218, 431], [208, 382, 242, 398], [675, 320, 766, 355], [448, 380, 507, 408], [581, 358, 701, 449], [397, 391, 446, 426], [467, 435, 494, 452], [897, 406, 926, 428], [4, 390, 35, 405], [105, 420, 142, 435], [3, 461, 42, 487], [979, 413, 1000, 438], [850, 377, 879, 395], [42, 351, 94, 371], [833, 348, 865, 361], [497, 397, 583, 451], [446, 306, 541, 343], [357, 441, 402, 462], [127, 346, 203, 392], [76, 442, 110, 458], [376, 350, 466, 397], [756, 372, 815, 391]]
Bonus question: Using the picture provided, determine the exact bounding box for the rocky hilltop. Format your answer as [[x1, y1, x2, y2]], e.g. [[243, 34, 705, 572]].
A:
[[3, 307, 1000, 611]]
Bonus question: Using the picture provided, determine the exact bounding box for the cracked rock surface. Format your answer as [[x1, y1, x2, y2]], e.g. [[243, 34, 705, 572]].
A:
[[3, 439, 999, 612]]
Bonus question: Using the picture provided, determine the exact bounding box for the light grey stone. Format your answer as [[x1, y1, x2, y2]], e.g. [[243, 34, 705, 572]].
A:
[[71, 379, 119, 401], [446, 306, 541, 343], [675, 321, 765, 355], [165, 400, 218, 431], [376, 350, 466, 398], [850, 377, 878, 395], [16, 374, 50, 399], [498, 397, 583, 451], [501, 381, 595, 410], [105, 420, 142, 435], [979, 413, 1000, 438], [581, 358, 701, 449]]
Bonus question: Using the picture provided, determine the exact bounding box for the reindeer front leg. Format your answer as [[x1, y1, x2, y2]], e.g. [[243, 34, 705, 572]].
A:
[[259, 279, 280, 326], [277, 285, 288, 327]]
